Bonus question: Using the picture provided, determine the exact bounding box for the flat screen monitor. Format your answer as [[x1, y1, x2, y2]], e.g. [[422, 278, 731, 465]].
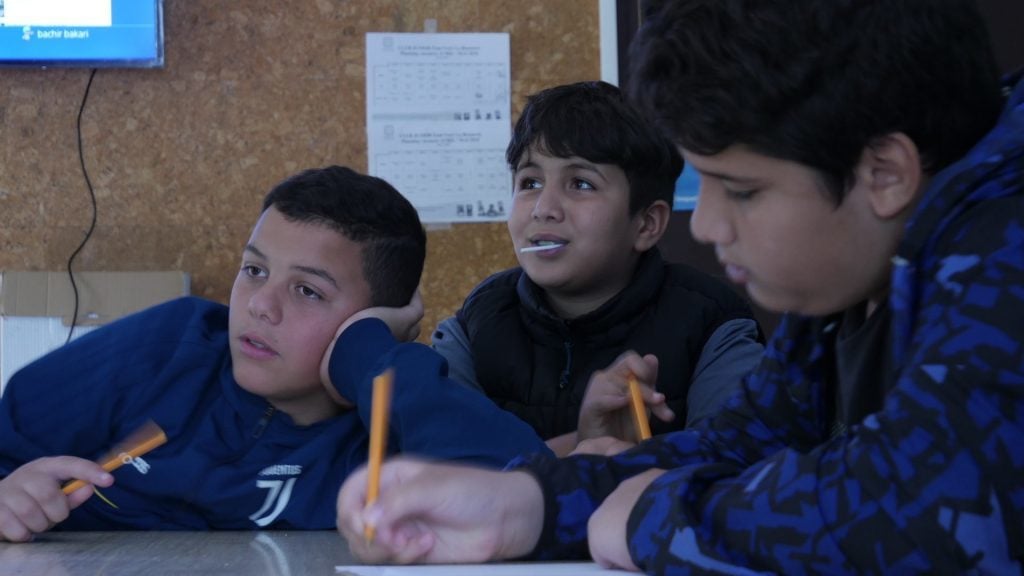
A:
[[0, 0, 163, 68]]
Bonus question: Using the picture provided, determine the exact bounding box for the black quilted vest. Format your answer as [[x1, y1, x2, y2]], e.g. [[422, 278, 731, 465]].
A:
[[456, 249, 757, 439]]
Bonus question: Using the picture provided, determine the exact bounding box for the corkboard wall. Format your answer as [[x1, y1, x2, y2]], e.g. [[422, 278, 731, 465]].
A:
[[0, 0, 600, 340]]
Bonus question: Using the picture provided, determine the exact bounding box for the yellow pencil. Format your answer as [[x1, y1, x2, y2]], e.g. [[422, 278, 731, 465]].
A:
[[627, 375, 652, 441], [63, 420, 167, 494], [364, 368, 394, 543]]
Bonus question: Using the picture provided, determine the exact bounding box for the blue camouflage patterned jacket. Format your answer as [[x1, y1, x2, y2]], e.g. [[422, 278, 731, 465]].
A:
[[514, 75, 1024, 575]]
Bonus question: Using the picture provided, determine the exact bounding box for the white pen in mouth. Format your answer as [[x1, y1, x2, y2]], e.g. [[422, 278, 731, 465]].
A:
[[520, 242, 566, 253]]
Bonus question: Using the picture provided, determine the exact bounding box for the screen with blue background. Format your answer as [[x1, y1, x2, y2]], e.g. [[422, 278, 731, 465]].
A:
[[673, 162, 700, 211], [0, 0, 163, 67]]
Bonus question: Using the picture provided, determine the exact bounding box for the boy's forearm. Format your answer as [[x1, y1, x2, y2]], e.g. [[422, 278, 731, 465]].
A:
[[625, 450, 845, 573], [495, 470, 546, 560], [627, 378, 1017, 573], [327, 317, 399, 412], [330, 317, 551, 466], [508, 432, 704, 560]]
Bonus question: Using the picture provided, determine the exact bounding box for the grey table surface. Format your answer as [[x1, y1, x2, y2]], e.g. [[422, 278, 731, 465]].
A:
[[0, 530, 356, 575]]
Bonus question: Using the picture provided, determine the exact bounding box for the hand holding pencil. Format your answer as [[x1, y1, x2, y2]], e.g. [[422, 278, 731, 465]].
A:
[[0, 420, 166, 542], [576, 352, 674, 444], [62, 420, 167, 494], [337, 456, 546, 564]]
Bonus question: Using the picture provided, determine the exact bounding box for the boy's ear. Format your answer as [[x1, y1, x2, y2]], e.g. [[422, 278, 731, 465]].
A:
[[633, 200, 671, 252], [858, 132, 924, 220]]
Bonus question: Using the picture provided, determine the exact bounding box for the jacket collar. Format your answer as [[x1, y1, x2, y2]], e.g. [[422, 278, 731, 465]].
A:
[[515, 248, 668, 342]]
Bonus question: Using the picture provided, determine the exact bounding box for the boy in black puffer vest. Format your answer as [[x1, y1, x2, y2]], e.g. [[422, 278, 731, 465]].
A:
[[432, 81, 764, 455]]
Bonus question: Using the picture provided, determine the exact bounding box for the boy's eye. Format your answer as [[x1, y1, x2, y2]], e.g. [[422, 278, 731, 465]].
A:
[[571, 178, 595, 190], [724, 187, 758, 201], [243, 264, 266, 278], [516, 177, 542, 192], [297, 285, 323, 300]]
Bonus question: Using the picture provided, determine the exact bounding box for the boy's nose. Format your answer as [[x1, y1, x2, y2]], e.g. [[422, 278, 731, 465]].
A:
[[531, 187, 564, 222], [689, 185, 733, 246], [248, 286, 282, 324]]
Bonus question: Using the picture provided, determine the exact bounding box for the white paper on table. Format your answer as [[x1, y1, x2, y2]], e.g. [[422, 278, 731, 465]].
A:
[[336, 562, 636, 575], [365, 32, 512, 224], [337, 561, 638, 573]]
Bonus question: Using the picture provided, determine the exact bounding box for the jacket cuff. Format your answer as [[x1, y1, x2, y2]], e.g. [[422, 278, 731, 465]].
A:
[[328, 318, 399, 404], [505, 452, 591, 561]]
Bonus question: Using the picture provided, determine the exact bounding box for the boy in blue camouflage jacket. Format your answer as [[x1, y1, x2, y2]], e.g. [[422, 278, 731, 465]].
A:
[[334, 0, 1024, 573]]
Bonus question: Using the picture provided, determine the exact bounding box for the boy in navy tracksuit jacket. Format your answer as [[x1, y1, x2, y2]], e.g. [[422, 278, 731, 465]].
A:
[[0, 166, 548, 540], [333, 1, 1024, 573]]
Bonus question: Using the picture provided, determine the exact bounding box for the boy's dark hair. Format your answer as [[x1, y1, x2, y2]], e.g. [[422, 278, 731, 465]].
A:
[[506, 81, 683, 214], [627, 0, 1004, 203], [262, 166, 425, 307]]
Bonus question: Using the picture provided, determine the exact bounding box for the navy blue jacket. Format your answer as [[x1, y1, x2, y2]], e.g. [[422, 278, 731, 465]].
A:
[[0, 297, 548, 530]]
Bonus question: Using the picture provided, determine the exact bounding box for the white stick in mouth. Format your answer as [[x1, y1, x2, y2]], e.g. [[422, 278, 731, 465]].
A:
[[519, 244, 565, 253]]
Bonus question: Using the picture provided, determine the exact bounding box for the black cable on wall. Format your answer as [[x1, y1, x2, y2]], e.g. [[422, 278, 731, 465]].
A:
[[64, 68, 99, 345]]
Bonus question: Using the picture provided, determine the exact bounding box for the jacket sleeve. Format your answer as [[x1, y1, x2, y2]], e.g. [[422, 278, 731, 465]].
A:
[[0, 321, 139, 478], [624, 208, 1024, 574], [685, 317, 764, 426], [430, 315, 483, 392], [0, 332, 109, 475], [329, 318, 551, 467], [0, 298, 221, 481]]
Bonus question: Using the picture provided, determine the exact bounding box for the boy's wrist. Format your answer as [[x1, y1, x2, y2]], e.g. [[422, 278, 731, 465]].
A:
[[496, 470, 545, 560], [327, 317, 400, 402]]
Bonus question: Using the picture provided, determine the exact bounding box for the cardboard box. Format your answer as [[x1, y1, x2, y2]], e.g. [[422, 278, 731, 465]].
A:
[[0, 271, 191, 396]]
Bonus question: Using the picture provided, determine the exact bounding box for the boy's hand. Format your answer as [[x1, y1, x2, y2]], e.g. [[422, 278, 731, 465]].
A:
[[320, 291, 425, 407], [337, 457, 544, 564], [588, 468, 666, 571], [569, 436, 635, 457], [343, 289, 424, 344], [577, 352, 674, 443], [0, 456, 113, 542]]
